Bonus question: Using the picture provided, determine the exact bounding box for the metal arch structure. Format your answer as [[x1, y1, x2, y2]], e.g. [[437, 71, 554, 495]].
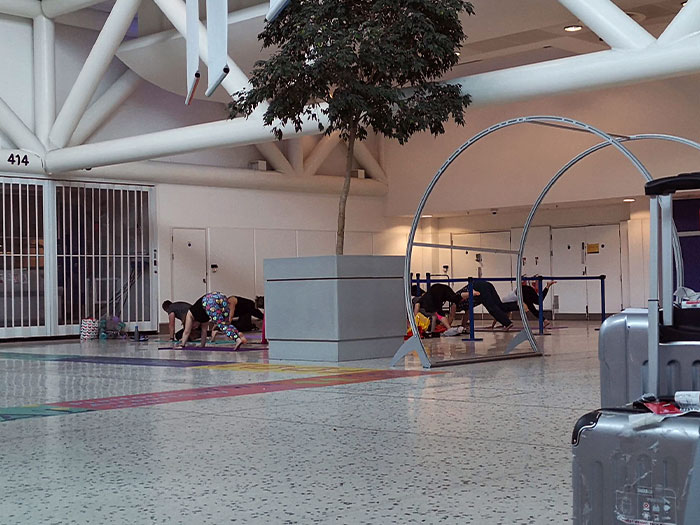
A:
[[511, 132, 700, 354], [390, 116, 697, 369]]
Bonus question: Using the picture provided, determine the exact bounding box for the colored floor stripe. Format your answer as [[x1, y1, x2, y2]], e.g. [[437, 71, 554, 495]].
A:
[[0, 369, 437, 422], [0, 352, 232, 368], [201, 363, 375, 374]]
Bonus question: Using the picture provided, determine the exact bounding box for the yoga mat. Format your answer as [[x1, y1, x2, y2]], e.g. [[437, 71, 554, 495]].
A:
[[473, 325, 568, 331], [159, 345, 267, 352]]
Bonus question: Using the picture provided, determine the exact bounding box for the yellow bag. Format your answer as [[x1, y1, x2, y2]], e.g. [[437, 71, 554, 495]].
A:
[[415, 312, 430, 332]]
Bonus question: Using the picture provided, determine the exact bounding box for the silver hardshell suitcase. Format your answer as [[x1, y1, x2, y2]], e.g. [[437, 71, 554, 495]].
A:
[[572, 407, 700, 525], [599, 173, 700, 406], [599, 309, 700, 406], [575, 173, 700, 524]]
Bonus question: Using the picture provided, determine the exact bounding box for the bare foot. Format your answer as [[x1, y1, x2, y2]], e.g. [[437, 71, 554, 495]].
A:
[[543, 320, 551, 329], [234, 336, 248, 350], [503, 324, 514, 332]]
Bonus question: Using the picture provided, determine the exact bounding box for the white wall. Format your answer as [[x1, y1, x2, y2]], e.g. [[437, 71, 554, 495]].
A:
[[386, 74, 700, 218], [156, 184, 409, 321]]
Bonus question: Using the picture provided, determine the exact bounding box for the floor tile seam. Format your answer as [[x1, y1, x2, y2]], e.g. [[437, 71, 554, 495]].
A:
[[298, 389, 594, 412], [128, 396, 352, 416], [0, 411, 198, 443], [223, 413, 572, 451]]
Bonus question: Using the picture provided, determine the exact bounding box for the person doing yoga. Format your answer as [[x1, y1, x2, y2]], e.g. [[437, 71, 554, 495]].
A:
[[178, 292, 248, 349]]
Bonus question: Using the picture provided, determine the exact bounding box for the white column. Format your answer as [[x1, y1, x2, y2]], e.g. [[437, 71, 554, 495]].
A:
[[33, 15, 56, 148], [41, 0, 110, 18], [658, 0, 700, 45], [49, 0, 142, 148], [69, 70, 143, 146], [151, 0, 250, 94], [288, 138, 304, 175], [303, 132, 341, 177], [46, 109, 330, 173], [0, 0, 41, 18], [0, 97, 46, 155], [557, 0, 655, 49]]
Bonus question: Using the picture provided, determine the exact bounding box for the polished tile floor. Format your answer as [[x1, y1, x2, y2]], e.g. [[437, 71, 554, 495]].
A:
[[0, 321, 602, 524]]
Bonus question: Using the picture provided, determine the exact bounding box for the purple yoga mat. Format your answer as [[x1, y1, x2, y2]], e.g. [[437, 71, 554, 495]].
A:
[[159, 345, 267, 352]]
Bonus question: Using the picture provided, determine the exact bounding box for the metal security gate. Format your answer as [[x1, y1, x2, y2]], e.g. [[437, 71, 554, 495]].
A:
[[0, 177, 158, 339], [0, 179, 46, 337], [54, 182, 157, 334]]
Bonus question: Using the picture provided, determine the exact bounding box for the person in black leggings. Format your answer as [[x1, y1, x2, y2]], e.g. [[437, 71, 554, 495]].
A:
[[457, 281, 513, 330]]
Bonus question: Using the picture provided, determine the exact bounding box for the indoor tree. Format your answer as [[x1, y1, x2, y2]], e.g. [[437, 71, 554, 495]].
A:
[[229, 0, 475, 254]]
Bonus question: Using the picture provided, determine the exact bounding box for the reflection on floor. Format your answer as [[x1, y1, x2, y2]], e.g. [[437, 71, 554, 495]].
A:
[[1, 320, 602, 523]]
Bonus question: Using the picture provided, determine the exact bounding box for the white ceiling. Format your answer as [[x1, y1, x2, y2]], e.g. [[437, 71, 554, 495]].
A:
[[104, 0, 687, 103]]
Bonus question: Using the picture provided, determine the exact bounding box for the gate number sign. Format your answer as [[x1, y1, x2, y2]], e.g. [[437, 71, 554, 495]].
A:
[[7, 153, 29, 167]]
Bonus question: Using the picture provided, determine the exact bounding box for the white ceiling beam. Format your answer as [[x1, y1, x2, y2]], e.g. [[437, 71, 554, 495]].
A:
[[69, 70, 144, 146], [0, 97, 45, 155], [254, 142, 295, 174], [287, 138, 303, 175], [303, 132, 341, 177], [0, 0, 41, 18], [41, 0, 111, 19], [33, 15, 55, 148], [49, 0, 142, 149], [451, 33, 700, 108], [45, 109, 330, 173], [557, 0, 655, 50], [46, 31, 700, 174], [658, 0, 700, 45], [353, 142, 387, 183], [62, 160, 387, 196], [54, 9, 110, 32]]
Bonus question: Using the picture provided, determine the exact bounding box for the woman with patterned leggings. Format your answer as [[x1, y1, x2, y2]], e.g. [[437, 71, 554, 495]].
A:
[[178, 292, 248, 349]]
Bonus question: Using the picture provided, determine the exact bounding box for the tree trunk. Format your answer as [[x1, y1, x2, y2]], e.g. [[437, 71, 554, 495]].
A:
[[336, 123, 356, 255]]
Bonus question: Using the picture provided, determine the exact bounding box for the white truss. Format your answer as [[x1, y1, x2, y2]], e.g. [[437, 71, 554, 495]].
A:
[[0, 0, 698, 193]]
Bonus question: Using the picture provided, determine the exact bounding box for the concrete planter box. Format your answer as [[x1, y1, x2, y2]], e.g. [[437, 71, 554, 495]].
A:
[[264, 255, 406, 362]]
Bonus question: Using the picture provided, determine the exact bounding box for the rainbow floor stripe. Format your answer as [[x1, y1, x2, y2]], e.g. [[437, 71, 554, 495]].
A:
[[0, 369, 436, 422]]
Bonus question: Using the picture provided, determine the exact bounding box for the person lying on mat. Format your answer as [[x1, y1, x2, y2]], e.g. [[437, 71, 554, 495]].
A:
[[456, 280, 513, 331], [177, 292, 248, 349], [414, 283, 469, 332], [162, 299, 201, 341]]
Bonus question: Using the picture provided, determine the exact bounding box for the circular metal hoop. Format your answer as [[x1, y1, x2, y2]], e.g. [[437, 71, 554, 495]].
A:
[[403, 116, 700, 364]]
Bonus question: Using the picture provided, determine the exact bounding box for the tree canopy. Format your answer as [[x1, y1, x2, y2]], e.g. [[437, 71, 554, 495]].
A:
[[228, 0, 475, 143]]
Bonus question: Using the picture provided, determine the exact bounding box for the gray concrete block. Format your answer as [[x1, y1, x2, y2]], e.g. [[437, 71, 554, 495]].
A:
[[264, 255, 406, 362]]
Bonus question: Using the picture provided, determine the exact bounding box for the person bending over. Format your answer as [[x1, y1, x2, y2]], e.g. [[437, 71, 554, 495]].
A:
[[414, 283, 469, 332], [457, 280, 513, 331], [494, 281, 557, 328], [162, 300, 200, 341], [178, 292, 248, 349], [228, 296, 265, 332]]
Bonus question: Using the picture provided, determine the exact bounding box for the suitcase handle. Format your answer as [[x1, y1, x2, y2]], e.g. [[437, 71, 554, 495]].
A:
[[645, 172, 700, 196]]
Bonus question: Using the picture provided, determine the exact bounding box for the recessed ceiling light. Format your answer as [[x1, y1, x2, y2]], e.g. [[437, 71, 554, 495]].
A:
[[564, 25, 583, 32], [623, 198, 635, 202]]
